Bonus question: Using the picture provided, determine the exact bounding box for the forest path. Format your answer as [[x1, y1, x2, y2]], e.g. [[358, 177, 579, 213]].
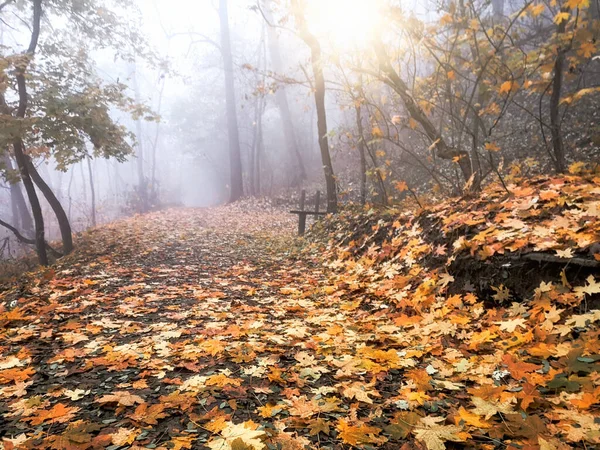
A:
[[1, 205, 402, 449]]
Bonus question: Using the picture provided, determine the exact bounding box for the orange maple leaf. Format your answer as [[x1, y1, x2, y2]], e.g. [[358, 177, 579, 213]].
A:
[[26, 403, 80, 425], [336, 419, 387, 446]]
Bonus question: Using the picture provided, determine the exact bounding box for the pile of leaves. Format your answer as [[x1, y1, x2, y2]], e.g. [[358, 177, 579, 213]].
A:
[[1, 175, 600, 450]]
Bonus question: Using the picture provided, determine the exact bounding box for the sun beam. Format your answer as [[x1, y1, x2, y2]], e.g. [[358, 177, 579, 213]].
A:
[[305, 0, 384, 50]]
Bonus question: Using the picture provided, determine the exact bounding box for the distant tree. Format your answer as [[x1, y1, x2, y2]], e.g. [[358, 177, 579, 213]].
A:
[[219, 0, 244, 202], [291, 0, 337, 213], [263, 0, 307, 185]]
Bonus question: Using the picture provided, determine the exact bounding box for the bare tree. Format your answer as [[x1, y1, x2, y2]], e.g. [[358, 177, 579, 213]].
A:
[[292, 0, 337, 213], [219, 0, 244, 202]]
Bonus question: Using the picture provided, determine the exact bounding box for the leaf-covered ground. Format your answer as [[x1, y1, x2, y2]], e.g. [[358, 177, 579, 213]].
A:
[[1, 176, 600, 450]]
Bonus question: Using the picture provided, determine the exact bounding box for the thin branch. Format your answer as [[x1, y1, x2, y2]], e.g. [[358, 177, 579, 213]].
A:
[[0, 218, 63, 258]]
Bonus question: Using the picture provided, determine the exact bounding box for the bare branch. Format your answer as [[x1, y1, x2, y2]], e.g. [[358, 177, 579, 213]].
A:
[[0, 218, 63, 258], [0, 0, 15, 13]]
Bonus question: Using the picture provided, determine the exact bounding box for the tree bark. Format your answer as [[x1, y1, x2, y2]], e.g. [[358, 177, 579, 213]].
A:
[[373, 39, 473, 182], [264, 0, 307, 183], [11, 0, 47, 265], [219, 0, 244, 202], [354, 105, 369, 205], [132, 63, 150, 211], [25, 158, 74, 254], [87, 157, 96, 227], [293, 0, 337, 213], [2, 153, 33, 235], [549, 10, 568, 173]]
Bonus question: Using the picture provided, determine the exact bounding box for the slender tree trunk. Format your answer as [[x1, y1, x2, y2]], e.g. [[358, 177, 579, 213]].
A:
[[13, 143, 47, 264], [311, 47, 337, 213], [219, 0, 244, 202], [10, 0, 47, 265], [7, 0, 74, 256], [549, 10, 568, 173], [87, 157, 96, 227], [354, 106, 367, 205], [264, 0, 306, 183], [150, 74, 166, 204], [132, 63, 149, 211], [10, 181, 20, 229], [67, 167, 74, 224], [26, 158, 74, 253], [293, 1, 337, 212], [2, 154, 34, 235], [492, 0, 504, 20]]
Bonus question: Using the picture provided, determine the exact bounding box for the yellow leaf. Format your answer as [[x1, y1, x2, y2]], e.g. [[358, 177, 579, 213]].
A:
[[456, 407, 492, 428], [336, 419, 386, 446], [440, 13, 453, 25], [470, 397, 514, 420], [111, 428, 140, 446], [554, 11, 570, 24], [409, 118, 419, 130], [372, 126, 384, 138], [447, 70, 456, 81], [413, 421, 468, 450], [207, 421, 266, 450], [342, 382, 379, 404], [568, 161, 587, 174], [566, 0, 590, 9], [529, 3, 545, 16], [171, 436, 195, 450], [485, 142, 501, 152], [499, 80, 515, 94], [495, 318, 527, 333]]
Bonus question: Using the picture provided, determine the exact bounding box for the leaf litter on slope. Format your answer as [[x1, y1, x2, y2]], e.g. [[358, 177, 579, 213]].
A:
[[1, 179, 600, 449]]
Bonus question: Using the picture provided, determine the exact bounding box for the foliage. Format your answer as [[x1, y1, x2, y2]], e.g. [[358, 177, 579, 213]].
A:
[[0, 0, 158, 174]]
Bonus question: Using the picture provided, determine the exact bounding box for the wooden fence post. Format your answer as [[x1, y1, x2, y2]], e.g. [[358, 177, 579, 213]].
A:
[[315, 190, 321, 214], [298, 190, 307, 235]]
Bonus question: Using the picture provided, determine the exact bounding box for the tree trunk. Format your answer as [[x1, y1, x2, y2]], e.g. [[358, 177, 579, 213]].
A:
[[150, 72, 166, 205], [132, 63, 149, 211], [354, 105, 368, 205], [87, 157, 96, 227], [2, 154, 34, 235], [10, 0, 47, 265], [293, 1, 337, 213], [492, 0, 504, 20], [373, 39, 473, 182], [26, 158, 74, 254], [549, 10, 568, 173], [264, 0, 307, 183], [13, 143, 47, 265], [219, 0, 244, 202]]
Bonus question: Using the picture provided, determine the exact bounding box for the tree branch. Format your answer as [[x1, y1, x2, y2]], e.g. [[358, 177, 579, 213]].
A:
[[0, 218, 62, 258], [510, 252, 600, 269], [0, 0, 15, 13]]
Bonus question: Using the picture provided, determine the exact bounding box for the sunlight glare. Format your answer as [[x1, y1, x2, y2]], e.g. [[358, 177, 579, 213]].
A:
[[305, 0, 383, 49]]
